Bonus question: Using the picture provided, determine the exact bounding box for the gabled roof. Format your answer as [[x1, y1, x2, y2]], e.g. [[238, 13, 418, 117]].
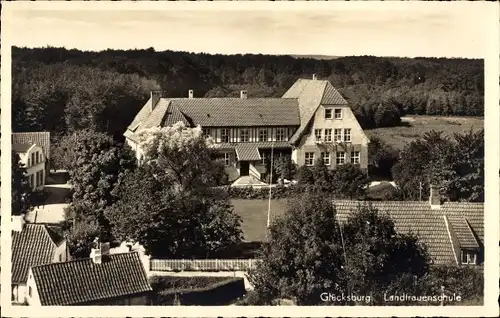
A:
[[12, 132, 51, 159], [12, 224, 64, 284], [283, 79, 348, 145], [235, 143, 262, 161], [31, 252, 152, 306], [12, 143, 35, 153], [334, 201, 483, 265], [125, 96, 301, 142]]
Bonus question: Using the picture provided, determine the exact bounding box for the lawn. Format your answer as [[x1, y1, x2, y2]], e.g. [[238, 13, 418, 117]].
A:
[[366, 115, 484, 150], [231, 199, 288, 242]]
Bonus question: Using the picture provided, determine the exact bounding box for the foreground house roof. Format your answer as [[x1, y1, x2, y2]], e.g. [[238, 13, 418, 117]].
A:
[[12, 224, 64, 284], [334, 200, 484, 265], [12, 132, 51, 159], [31, 252, 152, 306]]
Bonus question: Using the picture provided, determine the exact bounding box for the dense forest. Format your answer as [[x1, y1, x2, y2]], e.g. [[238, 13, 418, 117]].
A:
[[12, 46, 484, 141]]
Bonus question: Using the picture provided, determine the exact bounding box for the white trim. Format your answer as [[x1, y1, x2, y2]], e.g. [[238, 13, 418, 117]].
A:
[[443, 215, 459, 265]]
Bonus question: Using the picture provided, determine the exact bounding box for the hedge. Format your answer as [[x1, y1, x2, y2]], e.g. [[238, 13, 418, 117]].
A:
[[150, 276, 246, 305]]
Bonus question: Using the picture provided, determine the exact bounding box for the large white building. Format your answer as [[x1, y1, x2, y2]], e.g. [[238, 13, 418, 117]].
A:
[[124, 76, 370, 183]]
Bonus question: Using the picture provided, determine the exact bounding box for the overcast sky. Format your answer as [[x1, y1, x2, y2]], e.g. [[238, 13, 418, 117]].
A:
[[2, 2, 496, 58]]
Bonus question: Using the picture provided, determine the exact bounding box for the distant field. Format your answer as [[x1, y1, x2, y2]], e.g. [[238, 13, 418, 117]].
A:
[[366, 116, 484, 150]]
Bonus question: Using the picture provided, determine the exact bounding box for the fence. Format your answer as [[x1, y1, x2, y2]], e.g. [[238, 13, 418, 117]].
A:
[[149, 258, 261, 272]]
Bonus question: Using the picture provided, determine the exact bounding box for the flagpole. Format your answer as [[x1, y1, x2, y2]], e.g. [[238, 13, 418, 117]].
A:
[[267, 140, 274, 229]]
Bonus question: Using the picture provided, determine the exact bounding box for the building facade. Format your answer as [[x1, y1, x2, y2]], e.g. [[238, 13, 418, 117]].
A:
[[12, 143, 46, 191], [124, 76, 369, 182]]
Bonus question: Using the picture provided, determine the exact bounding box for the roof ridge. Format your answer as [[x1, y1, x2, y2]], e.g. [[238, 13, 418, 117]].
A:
[[32, 251, 141, 270]]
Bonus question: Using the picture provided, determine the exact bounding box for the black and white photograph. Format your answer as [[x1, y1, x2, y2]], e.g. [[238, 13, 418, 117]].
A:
[[0, 1, 498, 317]]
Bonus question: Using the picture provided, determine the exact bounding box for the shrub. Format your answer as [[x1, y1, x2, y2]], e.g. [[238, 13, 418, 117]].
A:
[[150, 276, 245, 305]]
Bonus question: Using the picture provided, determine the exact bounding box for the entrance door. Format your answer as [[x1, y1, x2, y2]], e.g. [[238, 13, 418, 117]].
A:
[[240, 161, 250, 176]]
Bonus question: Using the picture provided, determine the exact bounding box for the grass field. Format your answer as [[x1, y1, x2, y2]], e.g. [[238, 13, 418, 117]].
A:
[[232, 199, 288, 242], [366, 116, 484, 149]]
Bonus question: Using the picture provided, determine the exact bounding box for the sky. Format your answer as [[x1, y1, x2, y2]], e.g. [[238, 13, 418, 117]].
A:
[[2, 2, 496, 58]]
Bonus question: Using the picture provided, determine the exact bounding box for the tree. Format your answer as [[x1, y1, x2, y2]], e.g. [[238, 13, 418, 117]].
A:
[[12, 152, 33, 216], [311, 157, 331, 192], [248, 192, 344, 305], [64, 216, 101, 259], [392, 129, 483, 202], [331, 164, 369, 199], [296, 165, 314, 185], [273, 155, 296, 181], [135, 122, 225, 193], [66, 129, 136, 233], [367, 136, 398, 179], [340, 204, 430, 301], [105, 164, 243, 258], [248, 197, 430, 305]]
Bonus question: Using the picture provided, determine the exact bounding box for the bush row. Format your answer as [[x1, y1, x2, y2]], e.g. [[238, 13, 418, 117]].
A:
[[150, 276, 245, 305]]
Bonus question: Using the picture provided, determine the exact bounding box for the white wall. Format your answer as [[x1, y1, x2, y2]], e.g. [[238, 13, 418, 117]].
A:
[[12, 283, 27, 304], [25, 269, 41, 306], [52, 241, 69, 262], [17, 144, 46, 191]]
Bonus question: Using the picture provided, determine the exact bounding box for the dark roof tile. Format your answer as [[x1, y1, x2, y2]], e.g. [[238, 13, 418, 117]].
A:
[[12, 132, 51, 159], [31, 252, 152, 306], [334, 200, 483, 265], [12, 224, 62, 283]]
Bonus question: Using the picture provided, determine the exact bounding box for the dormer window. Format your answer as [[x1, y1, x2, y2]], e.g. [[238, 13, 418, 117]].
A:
[[461, 250, 477, 265], [334, 109, 342, 119]]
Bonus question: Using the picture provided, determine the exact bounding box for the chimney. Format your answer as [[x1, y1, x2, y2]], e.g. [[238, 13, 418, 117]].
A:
[[188, 89, 194, 99], [429, 184, 442, 209], [312, 74, 317, 80], [150, 90, 161, 110], [90, 238, 110, 264], [240, 90, 248, 99], [12, 214, 26, 232]]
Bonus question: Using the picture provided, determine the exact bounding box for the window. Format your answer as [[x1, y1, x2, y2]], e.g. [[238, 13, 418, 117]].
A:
[[202, 128, 211, 137], [336, 152, 345, 165], [240, 129, 249, 142], [27, 158, 30, 167], [223, 153, 231, 166], [35, 172, 39, 187], [261, 152, 268, 165], [276, 128, 286, 141], [314, 129, 322, 141], [41, 170, 44, 185], [259, 129, 268, 142], [334, 129, 342, 142], [30, 175, 34, 188], [351, 151, 360, 164], [334, 109, 342, 119], [324, 129, 332, 142], [31, 153, 36, 165], [321, 152, 331, 166], [221, 129, 230, 143], [305, 152, 315, 166], [59, 254, 63, 262], [344, 129, 351, 142], [461, 251, 477, 265], [325, 108, 333, 119], [29, 286, 32, 297]]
